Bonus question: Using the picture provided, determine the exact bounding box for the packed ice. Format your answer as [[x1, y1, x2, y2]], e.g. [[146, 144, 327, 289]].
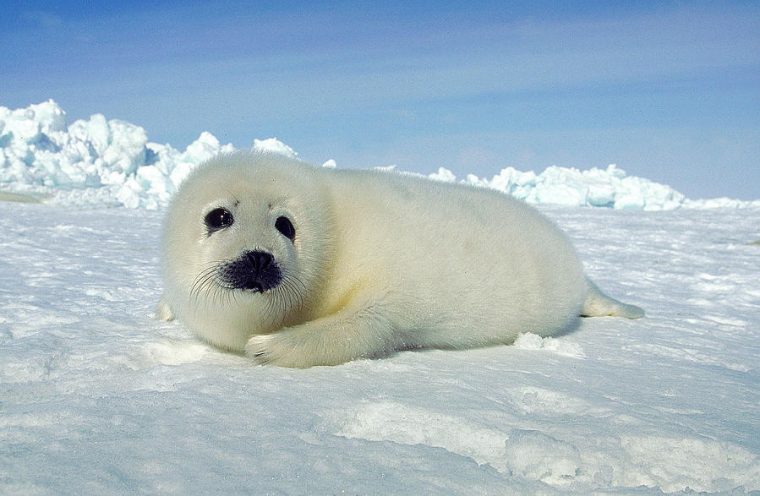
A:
[[3, 101, 756, 209]]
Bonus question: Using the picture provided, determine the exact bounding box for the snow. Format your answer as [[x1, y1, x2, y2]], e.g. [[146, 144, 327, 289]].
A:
[[2, 201, 759, 495], [252, 137, 299, 159], [3, 101, 758, 210], [1, 101, 235, 209]]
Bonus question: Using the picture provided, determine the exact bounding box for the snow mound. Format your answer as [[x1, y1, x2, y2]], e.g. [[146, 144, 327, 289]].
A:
[[513, 332, 586, 359], [454, 164, 688, 211], [0, 101, 241, 209], [2, 101, 757, 209], [252, 137, 298, 159]]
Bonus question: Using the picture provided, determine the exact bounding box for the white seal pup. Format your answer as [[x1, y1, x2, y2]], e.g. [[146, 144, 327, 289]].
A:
[[158, 152, 643, 368]]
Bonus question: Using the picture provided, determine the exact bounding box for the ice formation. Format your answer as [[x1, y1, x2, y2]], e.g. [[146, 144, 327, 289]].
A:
[[1, 101, 756, 209]]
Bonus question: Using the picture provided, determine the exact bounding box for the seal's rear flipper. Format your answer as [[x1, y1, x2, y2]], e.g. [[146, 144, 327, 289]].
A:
[[581, 279, 645, 319]]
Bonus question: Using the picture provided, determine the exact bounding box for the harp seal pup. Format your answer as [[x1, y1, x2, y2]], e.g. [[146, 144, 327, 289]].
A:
[[158, 152, 643, 368]]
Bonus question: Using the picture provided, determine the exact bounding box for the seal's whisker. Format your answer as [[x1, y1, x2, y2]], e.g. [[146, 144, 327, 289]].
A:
[[190, 260, 230, 304]]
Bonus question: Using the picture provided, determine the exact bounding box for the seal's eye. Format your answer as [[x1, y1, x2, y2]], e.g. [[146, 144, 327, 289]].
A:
[[205, 207, 234, 232], [275, 216, 296, 242]]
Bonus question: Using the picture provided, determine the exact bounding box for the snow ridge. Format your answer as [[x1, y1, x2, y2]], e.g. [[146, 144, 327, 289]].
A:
[[2, 100, 757, 209]]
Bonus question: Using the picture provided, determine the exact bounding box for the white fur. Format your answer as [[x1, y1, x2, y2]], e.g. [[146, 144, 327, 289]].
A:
[[159, 152, 643, 367]]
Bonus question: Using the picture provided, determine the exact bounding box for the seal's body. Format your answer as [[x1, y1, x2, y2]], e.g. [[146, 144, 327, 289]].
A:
[[158, 152, 643, 367]]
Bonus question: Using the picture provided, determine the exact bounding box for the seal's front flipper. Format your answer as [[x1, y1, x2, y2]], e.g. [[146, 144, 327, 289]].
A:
[[245, 301, 396, 368], [581, 279, 645, 319], [155, 296, 175, 321]]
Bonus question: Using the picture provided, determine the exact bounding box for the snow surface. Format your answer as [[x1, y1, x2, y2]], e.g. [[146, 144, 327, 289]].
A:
[[3, 101, 758, 210], [2, 99, 759, 494], [1, 201, 759, 495]]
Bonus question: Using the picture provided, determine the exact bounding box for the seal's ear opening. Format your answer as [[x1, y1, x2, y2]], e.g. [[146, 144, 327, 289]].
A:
[[275, 216, 296, 242]]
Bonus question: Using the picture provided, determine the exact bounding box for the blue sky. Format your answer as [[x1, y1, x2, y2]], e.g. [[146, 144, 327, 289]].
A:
[[2, 1, 759, 199]]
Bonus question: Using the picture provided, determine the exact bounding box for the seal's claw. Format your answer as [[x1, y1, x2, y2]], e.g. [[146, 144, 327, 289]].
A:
[[245, 334, 274, 364]]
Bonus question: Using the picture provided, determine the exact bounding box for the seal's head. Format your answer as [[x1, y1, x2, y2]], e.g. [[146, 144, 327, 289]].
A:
[[160, 152, 332, 351]]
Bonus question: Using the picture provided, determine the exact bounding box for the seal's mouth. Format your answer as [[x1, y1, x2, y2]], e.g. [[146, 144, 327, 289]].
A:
[[219, 250, 282, 293], [243, 281, 266, 293]]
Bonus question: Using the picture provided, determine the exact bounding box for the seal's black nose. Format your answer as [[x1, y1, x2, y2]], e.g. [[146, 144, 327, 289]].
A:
[[246, 250, 273, 271], [221, 250, 282, 293]]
